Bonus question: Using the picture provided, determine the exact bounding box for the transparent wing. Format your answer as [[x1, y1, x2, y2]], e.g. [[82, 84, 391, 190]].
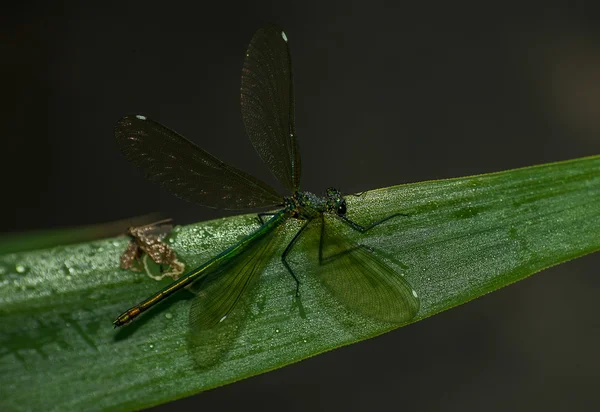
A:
[[115, 115, 283, 210], [313, 215, 420, 324], [187, 222, 282, 367], [241, 24, 301, 192]]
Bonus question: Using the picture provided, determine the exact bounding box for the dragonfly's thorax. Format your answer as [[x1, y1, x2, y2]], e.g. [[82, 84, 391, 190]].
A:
[[286, 188, 347, 220]]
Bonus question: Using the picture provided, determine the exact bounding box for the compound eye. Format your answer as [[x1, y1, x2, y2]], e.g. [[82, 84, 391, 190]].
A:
[[337, 203, 346, 215]]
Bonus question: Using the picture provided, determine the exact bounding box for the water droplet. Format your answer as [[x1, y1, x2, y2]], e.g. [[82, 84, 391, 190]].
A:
[[15, 265, 26, 273], [165, 313, 173, 320], [281, 31, 288, 42], [66, 275, 72, 281], [149, 343, 154, 349], [412, 290, 418, 298], [275, 328, 280, 333], [303, 339, 307, 343], [136, 114, 147, 120]]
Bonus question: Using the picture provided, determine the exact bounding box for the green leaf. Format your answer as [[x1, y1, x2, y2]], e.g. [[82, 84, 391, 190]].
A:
[[1, 155, 599, 411], [0, 214, 160, 255]]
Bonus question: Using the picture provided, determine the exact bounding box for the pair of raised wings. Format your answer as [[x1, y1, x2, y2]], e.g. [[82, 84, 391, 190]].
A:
[[115, 26, 419, 367], [114, 25, 301, 210]]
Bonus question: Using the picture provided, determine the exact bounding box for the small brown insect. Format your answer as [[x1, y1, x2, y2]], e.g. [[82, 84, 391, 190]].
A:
[[120, 218, 185, 281]]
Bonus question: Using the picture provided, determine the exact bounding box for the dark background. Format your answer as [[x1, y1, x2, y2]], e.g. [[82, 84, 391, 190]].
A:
[[3, 2, 600, 411]]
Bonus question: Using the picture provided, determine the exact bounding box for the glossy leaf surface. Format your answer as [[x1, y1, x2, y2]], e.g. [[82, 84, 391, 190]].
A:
[[1, 155, 599, 411]]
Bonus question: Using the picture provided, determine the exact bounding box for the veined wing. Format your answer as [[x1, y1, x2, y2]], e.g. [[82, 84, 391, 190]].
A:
[[241, 24, 301, 192], [187, 216, 284, 367], [115, 115, 282, 210], [314, 215, 420, 324]]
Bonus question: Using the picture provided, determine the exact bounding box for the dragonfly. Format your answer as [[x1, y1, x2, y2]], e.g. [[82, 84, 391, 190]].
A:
[[113, 25, 419, 339]]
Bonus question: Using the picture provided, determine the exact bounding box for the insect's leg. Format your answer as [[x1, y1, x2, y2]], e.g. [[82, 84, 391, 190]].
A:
[[338, 212, 409, 233], [256, 212, 277, 225], [281, 220, 311, 297], [141, 254, 155, 279], [160, 247, 184, 280], [120, 241, 139, 270], [123, 242, 144, 273], [164, 246, 185, 279], [318, 215, 361, 264], [168, 257, 185, 279], [132, 243, 146, 270]]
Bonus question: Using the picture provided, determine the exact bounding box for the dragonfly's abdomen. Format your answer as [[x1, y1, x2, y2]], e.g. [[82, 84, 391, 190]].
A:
[[114, 210, 289, 327]]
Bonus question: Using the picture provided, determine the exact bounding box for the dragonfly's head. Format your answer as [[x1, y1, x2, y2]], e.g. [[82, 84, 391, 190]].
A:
[[325, 187, 346, 216]]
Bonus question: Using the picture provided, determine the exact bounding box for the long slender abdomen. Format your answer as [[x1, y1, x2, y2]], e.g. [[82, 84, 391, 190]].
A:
[[113, 211, 288, 326]]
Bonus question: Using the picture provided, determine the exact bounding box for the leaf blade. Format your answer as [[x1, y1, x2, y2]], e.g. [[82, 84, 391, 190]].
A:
[[1, 155, 599, 411]]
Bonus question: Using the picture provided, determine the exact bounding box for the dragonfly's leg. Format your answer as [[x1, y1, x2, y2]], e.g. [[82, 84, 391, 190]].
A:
[[281, 220, 311, 296], [256, 212, 276, 225], [318, 215, 361, 264], [338, 212, 409, 233]]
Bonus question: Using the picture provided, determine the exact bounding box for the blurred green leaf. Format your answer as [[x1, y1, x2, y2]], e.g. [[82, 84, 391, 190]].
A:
[[0, 213, 160, 255], [1, 155, 599, 411]]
